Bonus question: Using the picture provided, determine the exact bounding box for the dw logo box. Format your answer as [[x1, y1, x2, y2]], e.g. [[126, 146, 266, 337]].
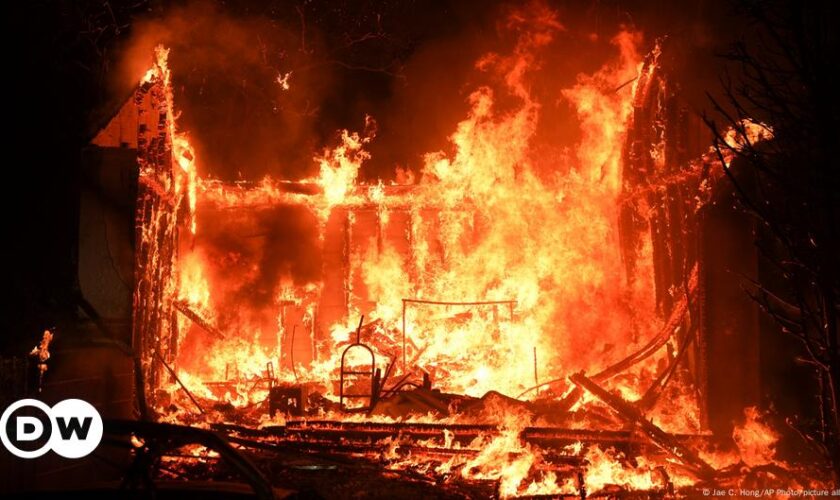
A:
[[1, 399, 103, 459]]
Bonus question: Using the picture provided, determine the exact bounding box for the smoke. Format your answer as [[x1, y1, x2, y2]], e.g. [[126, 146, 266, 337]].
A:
[[118, 1, 336, 181], [193, 205, 321, 312], [115, 0, 673, 184]]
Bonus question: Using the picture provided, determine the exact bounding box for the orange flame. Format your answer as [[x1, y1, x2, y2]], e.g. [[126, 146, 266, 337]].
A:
[[733, 406, 779, 467], [315, 116, 376, 211], [160, 5, 660, 406]]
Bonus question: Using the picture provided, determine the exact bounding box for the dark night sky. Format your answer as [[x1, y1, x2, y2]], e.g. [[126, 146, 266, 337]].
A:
[[0, 0, 820, 353]]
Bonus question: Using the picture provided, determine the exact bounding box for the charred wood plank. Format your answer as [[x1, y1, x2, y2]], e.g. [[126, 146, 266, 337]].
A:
[[174, 300, 226, 340], [569, 372, 716, 480], [518, 267, 696, 402], [155, 350, 205, 415]]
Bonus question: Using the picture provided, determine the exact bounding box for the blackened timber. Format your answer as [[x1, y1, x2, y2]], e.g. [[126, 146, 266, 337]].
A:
[[228, 433, 588, 472], [569, 372, 716, 480], [155, 350, 205, 415], [104, 419, 274, 500], [517, 268, 696, 401], [650, 189, 674, 313], [638, 318, 697, 411], [230, 433, 485, 461], [235, 420, 639, 450], [133, 69, 181, 401], [174, 300, 226, 340]]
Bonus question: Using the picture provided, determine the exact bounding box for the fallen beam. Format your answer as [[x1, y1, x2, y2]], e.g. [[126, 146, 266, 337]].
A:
[[518, 266, 698, 405], [174, 300, 226, 340], [215, 421, 643, 451], [569, 372, 716, 480], [155, 350, 205, 415]]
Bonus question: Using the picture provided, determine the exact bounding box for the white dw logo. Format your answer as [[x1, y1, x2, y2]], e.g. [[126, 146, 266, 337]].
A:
[[0, 399, 103, 459]]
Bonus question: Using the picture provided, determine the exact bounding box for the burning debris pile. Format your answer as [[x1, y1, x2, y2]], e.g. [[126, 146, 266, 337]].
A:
[[114, 3, 832, 498]]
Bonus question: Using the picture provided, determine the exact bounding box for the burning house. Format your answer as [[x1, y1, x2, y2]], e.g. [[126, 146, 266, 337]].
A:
[[3, 1, 838, 498]]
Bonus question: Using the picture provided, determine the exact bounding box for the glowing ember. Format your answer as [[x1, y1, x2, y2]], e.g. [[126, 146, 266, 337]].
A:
[[29, 329, 54, 388], [276, 71, 292, 91]]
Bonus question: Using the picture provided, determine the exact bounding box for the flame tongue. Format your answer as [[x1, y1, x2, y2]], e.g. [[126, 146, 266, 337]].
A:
[[733, 406, 779, 467], [316, 115, 377, 211]]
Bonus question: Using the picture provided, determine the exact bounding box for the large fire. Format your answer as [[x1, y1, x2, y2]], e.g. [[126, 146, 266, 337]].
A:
[[128, 3, 818, 497], [172, 6, 659, 400]]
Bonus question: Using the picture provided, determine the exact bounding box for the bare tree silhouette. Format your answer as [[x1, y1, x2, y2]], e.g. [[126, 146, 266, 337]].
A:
[[704, 0, 839, 477]]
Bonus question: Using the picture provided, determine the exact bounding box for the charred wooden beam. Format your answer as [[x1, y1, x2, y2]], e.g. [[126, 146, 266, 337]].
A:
[[569, 372, 716, 480], [133, 68, 186, 405], [518, 268, 696, 402], [638, 321, 697, 411], [154, 350, 205, 415], [216, 420, 645, 452], [229, 432, 484, 460], [174, 300, 226, 340]]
